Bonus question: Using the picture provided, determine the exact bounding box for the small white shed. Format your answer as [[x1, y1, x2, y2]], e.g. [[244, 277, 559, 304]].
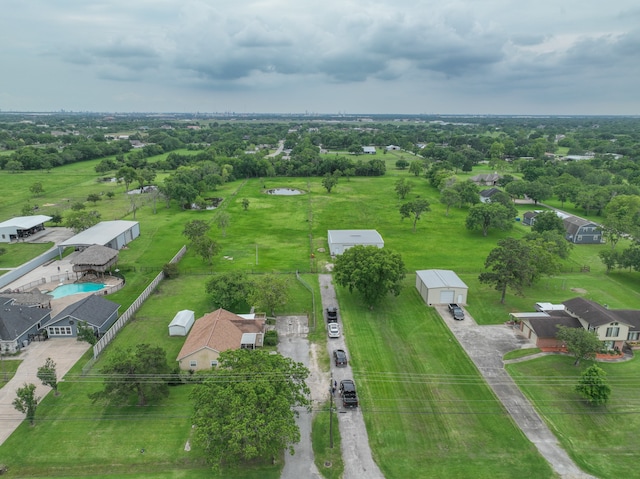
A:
[[416, 269, 468, 306], [168, 310, 195, 336]]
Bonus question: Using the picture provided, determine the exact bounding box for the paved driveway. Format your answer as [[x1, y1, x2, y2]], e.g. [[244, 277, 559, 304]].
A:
[[437, 305, 597, 479], [0, 338, 89, 445], [277, 315, 323, 479], [319, 274, 385, 479]]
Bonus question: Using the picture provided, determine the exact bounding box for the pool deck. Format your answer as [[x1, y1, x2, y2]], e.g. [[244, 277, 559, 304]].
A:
[[2, 251, 122, 316]]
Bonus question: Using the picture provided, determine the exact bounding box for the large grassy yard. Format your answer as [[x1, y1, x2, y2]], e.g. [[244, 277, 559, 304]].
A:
[[3, 164, 640, 477], [507, 355, 640, 478], [338, 278, 557, 479]]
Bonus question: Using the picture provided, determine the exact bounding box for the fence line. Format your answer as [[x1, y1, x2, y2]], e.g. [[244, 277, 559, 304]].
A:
[[295, 271, 316, 331], [89, 245, 187, 361]]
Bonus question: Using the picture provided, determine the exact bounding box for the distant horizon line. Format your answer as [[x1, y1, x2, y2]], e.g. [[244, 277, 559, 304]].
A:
[[1, 110, 639, 119]]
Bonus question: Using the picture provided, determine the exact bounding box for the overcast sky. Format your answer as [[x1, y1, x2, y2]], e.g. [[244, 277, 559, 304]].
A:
[[1, 0, 639, 115]]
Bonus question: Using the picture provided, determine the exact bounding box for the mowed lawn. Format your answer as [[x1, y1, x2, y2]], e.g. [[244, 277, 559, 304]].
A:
[[507, 355, 640, 478], [3, 167, 640, 477], [337, 278, 556, 479]]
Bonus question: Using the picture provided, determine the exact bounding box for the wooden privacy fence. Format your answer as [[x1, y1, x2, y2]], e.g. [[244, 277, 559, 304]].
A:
[[91, 245, 187, 360]]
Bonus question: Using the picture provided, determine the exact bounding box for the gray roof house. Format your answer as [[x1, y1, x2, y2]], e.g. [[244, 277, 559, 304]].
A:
[[562, 216, 603, 244], [0, 215, 52, 243], [44, 294, 120, 338], [327, 230, 384, 255], [362, 146, 376, 154], [471, 173, 502, 186], [0, 297, 52, 353], [479, 187, 502, 203]]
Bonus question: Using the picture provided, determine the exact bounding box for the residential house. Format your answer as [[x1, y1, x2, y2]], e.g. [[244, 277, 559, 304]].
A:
[[176, 308, 266, 371], [470, 173, 502, 186], [0, 297, 51, 353], [516, 297, 640, 351], [44, 294, 120, 338], [522, 211, 539, 226], [479, 188, 502, 203], [562, 216, 603, 244]]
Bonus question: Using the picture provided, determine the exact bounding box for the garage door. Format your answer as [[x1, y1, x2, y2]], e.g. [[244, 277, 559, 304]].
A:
[[439, 291, 455, 304]]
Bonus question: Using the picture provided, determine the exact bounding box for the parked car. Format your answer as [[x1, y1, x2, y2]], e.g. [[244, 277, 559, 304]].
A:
[[326, 307, 338, 323], [328, 322, 341, 338], [448, 303, 465, 320], [333, 349, 347, 366], [339, 379, 359, 407]]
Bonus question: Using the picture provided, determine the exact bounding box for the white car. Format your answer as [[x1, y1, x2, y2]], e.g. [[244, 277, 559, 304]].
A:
[[328, 322, 341, 338]]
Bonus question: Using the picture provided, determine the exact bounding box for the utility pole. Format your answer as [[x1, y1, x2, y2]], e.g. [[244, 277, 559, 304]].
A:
[[329, 373, 334, 449]]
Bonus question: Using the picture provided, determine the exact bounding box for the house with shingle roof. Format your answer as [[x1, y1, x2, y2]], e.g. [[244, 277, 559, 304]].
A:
[[44, 294, 120, 338], [176, 308, 265, 371], [0, 297, 52, 353], [470, 173, 502, 186], [515, 297, 640, 351], [562, 216, 603, 244]]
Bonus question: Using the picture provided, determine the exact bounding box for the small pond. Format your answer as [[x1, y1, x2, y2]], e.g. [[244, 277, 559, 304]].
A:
[[266, 188, 304, 196]]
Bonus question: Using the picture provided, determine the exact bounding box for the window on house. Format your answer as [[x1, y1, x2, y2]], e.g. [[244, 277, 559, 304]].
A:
[[577, 235, 583, 241], [594, 235, 599, 241], [628, 331, 640, 341], [189, 360, 197, 367], [210, 360, 218, 367], [606, 327, 620, 337]]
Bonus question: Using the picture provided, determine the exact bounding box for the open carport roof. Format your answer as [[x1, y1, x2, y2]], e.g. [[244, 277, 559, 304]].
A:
[[58, 220, 138, 249], [0, 215, 52, 229]]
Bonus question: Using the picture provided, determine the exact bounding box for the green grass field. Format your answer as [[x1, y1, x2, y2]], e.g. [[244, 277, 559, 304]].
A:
[[2, 158, 640, 477], [507, 355, 640, 478]]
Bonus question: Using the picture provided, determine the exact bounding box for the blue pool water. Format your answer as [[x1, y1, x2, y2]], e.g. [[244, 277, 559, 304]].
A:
[[51, 282, 105, 299]]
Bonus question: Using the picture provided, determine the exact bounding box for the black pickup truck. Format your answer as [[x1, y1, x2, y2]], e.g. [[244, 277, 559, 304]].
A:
[[326, 307, 338, 323], [448, 303, 465, 321], [339, 379, 359, 408]]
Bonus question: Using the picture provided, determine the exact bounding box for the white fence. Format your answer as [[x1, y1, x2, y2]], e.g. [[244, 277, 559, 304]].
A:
[[0, 248, 60, 290], [91, 245, 187, 359]]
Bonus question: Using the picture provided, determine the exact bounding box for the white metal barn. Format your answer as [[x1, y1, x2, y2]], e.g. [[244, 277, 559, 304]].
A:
[[58, 220, 140, 255], [327, 230, 384, 255], [0, 215, 52, 243], [168, 310, 195, 336], [415, 269, 468, 306]]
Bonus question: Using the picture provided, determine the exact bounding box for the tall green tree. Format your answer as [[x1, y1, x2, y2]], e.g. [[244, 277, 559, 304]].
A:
[[191, 236, 219, 265], [452, 180, 480, 207], [465, 202, 514, 237], [556, 326, 602, 366], [117, 165, 138, 192], [216, 212, 230, 237], [182, 219, 210, 242], [399, 199, 430, 232], [394, 178, 413, 200], [334, 245, 406, 307], [36, 358, 59, 396], [248, 274, 290, 316], [601, 195, 640, 250], [532, 210, 565, 234], [76, 320, 98, 345], [89, 344, 171, 406], [205, 272, 250, 310], [439, 188, 460, 216], [13, 383, 39, 426], [191, 349, 310, 469], [65, 210, 101, 233], [29, 182, 44, 196], [322, 173, 338, 193], [575, 365, 611, 406], [478, 238, 536, 304], [408, 160, 423, 177]]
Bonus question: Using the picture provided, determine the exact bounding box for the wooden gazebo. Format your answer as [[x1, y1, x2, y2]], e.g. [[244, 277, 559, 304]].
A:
[[71, 244, 119, 278]]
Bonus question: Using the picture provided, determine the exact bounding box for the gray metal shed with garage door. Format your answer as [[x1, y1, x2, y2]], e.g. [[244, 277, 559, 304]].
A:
[[415, 269, 468, 306]]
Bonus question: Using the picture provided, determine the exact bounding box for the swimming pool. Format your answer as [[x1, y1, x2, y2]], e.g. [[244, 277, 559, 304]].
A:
[[50, 282, 105, 299]]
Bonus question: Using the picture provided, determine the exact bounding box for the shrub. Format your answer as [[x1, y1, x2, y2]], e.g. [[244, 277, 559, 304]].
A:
[[264, 330, 278, 346], [162, 263, 179, 279]]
